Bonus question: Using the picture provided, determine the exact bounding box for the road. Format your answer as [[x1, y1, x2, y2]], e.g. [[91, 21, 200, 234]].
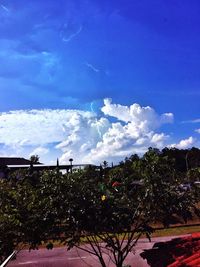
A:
[[7, 236, 188, 267]]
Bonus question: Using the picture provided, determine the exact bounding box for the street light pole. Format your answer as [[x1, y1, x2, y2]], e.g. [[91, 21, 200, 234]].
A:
[[69, 158, 73, 174]]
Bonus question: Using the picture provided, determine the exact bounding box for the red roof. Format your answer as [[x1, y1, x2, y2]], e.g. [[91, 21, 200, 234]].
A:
[[168, 233, 200, 267], [141, 233, 200, 267]]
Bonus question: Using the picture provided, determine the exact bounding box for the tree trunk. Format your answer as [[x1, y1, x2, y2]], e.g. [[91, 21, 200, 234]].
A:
[[98, 256, 107, 267]]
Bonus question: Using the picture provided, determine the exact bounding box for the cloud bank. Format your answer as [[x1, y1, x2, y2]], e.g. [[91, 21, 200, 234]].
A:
[[0, 99, 196, 164], [170, 136, 195, 150]]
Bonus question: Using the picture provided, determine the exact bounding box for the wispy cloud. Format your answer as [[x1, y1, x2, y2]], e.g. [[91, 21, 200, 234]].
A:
[[1, 4, 9, 12], [29, 146, 49, 157], [85, 62, 100, 73], [62, 25, 82, 42], [182, 119, 200, 123]]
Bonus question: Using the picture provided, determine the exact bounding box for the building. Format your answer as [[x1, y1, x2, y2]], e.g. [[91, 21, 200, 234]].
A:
[[0, 157, 35, 178], [0, 157, 93, 178], [0, 157, 32, 166]]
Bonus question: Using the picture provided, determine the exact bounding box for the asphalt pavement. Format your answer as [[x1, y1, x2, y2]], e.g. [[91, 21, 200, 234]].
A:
[[7, 236, 188, 267]]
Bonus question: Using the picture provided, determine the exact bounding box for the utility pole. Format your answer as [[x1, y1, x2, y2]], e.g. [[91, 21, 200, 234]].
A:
[[185, 152, 189, 172]]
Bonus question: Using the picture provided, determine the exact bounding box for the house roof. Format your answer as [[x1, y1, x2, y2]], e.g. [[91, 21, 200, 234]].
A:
[[0, 157, 32, 166]]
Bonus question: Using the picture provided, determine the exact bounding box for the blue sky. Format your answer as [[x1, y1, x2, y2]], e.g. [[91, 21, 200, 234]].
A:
[[0, 0, 200, 164]]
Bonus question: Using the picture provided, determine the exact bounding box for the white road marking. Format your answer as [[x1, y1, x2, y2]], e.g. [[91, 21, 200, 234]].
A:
[[67, 256, 87, 260], [18, 262, 38, 265], [10, 256, 88, 265]]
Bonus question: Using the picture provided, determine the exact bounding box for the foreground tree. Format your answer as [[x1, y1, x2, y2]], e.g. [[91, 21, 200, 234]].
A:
[[59, 173, 154, 267], [0, 153, 199, 267], [0, 169, 152, 267], [0, 170, 60, 263], [41, 168, 198, 267]]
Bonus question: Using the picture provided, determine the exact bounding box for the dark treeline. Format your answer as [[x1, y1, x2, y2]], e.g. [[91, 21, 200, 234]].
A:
[[113, 147, 200, 183]]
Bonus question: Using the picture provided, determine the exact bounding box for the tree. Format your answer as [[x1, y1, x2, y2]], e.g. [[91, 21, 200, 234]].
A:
[[161, 147, 200, 174], [0, 168, 152, 267], [117, 154, 140, 180], [29, 155, 40, 164], [0, 169, 62, 263], [138, 148, 198, 227], [187, 167, 200, 183], [59, 172, 153, 267], [0, 152, 199, 267]]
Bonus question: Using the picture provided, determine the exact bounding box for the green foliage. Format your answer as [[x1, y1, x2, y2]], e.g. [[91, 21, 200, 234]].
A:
[[162, 147, 200, 173], [187, 167, 200, 182], [138, 148, 199, 226], [0, 169, 65, 262], [0, 148, 199, 266], [61, 171, 153, 267], [29, 155, 40, 164]]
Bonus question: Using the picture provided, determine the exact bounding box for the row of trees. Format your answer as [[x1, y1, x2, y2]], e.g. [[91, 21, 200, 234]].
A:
[[117, 147, 200, 182], [0, 148, 200, 267]]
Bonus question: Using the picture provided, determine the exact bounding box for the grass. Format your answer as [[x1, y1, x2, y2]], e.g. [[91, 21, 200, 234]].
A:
[[152, 225, 200, 237], [36, 224, 200, 249], [19, 224, 200, 250]]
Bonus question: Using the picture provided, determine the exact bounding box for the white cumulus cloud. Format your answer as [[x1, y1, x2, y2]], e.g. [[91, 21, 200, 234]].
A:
[[101, 98, 173, 129], [84, 99, 173, 163], [170, 136, 195, 149], [0, 99, 176, 164], [0, 109, 94, 146]]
